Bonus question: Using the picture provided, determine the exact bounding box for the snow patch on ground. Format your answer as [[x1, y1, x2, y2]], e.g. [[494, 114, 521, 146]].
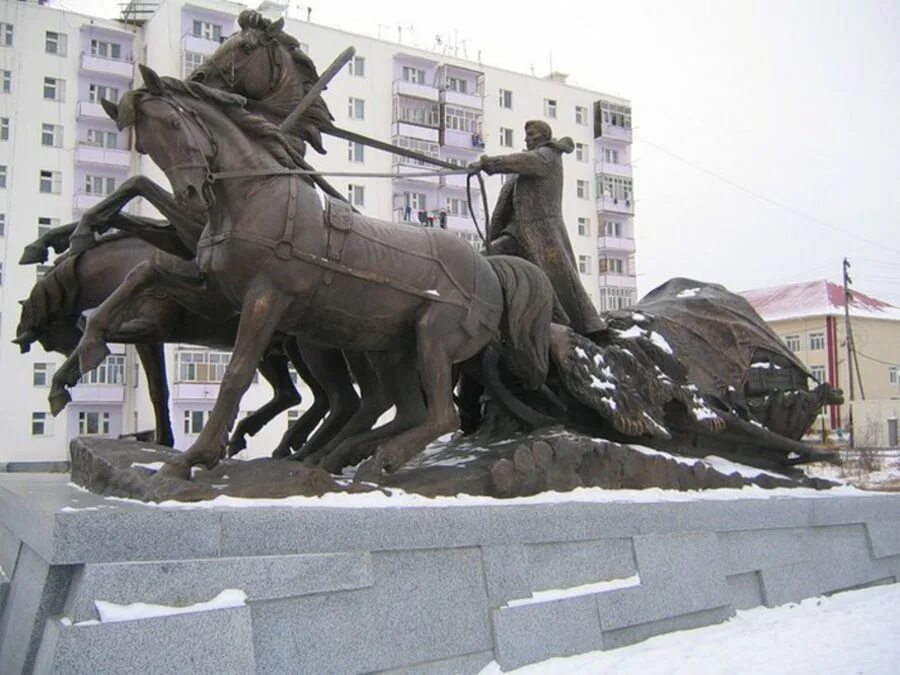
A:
[[676, 287, 701, 298], [648, 331, 673, 354], [614, 325, 646, 339], [131, 461, 165, 472]]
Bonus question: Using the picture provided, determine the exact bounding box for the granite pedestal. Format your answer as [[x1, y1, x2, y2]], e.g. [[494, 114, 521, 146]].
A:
[[0, 474, 898, 673]]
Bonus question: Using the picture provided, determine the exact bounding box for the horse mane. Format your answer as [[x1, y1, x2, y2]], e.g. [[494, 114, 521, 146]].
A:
[[157, 77, 305, 170]]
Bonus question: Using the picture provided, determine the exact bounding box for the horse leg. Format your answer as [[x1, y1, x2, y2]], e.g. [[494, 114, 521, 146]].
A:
[[70, 175, 202, 256], [135, 343, 174, 447], [271, 340, 330, 458], [285, 345, 360, 461], [368, 314, 462, 473], [302, 351, 392, 467], [48, 352, 83, 416], [319, 351, 427, 474], [162, 287, 291, 477], [20, 222, 77, 264], [227, 347, 301, 457]]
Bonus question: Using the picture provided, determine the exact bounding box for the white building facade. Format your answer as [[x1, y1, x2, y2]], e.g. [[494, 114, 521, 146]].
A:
[[0, 0, 636, 465]]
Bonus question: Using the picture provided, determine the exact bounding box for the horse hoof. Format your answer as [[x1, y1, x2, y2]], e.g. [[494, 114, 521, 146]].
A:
[[159, 460, 191, 481], [19, 245, 48, 265], [48, 390, 72, 417], [271, 445, 292, 459], [78, 340, 110, 375], [225, 439, 246, 457], [354, 457, 383, 483]]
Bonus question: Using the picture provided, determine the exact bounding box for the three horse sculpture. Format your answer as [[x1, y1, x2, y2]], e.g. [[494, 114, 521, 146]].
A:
[[67, 68, 554, 477]]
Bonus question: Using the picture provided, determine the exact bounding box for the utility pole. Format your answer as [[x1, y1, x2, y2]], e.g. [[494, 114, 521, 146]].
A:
[[843, 258, 855, 448]]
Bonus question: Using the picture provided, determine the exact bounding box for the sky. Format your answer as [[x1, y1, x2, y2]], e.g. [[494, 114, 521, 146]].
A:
[[65, 0, 900, 303]]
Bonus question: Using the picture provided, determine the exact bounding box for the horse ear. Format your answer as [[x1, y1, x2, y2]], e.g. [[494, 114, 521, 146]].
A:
[[139, 64, 164, 95], [100, 98, 119, 123], [266, 17, 284, 37]]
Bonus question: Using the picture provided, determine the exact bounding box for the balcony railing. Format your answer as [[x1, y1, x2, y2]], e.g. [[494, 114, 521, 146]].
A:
[[594, 123, 632, 142], [75, 144, 131, 169], [593, 160, 632, 178], [76, 100, 109, 120], [182, 33, 223, 56], [392, 162, 441, 185], [597, 235, 636, 253], [393, 79, 439, 101], [440, 89, 483, 109], [73, 192, 105, 211], [390, 121, 440, 143], [597, 195, 634, 215], [597, 273, 637, 290], [80, 52, 133, 79], [441, 128, 484, 150]]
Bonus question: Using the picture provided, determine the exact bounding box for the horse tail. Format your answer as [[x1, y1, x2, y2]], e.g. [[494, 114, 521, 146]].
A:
[[486, 255, 554, 390], [14, 252, 82, 350]]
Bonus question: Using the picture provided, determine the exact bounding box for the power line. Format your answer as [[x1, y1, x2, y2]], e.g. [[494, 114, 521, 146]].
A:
[[635, 137, 900, 256]]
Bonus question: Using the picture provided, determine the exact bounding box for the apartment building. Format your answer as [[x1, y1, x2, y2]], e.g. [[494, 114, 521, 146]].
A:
[[0, 0, 636, 464], [743, 280, 900, 444]]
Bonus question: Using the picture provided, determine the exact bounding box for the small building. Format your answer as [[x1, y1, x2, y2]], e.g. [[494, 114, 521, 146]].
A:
[[742, 280, 900, 444]]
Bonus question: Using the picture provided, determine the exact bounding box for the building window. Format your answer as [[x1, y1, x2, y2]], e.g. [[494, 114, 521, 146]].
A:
[[394, 96, 439, 127], [598, 175, 633, 204], [177, 349, 230, 382], [347, 141, 365, 163], [86, 129, 118, 149], [36, 265, 52, 281], [808, 332, 825, 351], [182, 50, 208, 78], [0, 165, 6, 188], [33, 363, 52, 386], [0, 261, 3, 284], [38, 217, 58, 237], [85, 175, 116, 196], [603, 148, 620, 164], [784, 334, 801, 352], [499, 88, 512, 109], [78, 411, 111, 436], [401, 66, 426, 84], [0, 23, 12, 47], [890, 366, 898, 386], [45, 31, 67, 56], [286, 409, 301, 428], [604, 220, 623, 237], [446, 76, 467, 94], [544, 99, 557, 119], [0, 117, 7, 140], [575, 142, 587, 162], [90, 39, 122, 60], [575, 105, 588, 125], [0, 213, 5, 237], [43, 77, 64, 101], [297, 43, 309, 55], [444, 105, 480, 134], [809, 365, 826, 382], [391, 136, 439, 168], [41, 123, 63, 147], [348, 184, 365, 206], [184, 409, 209, 435], [577, 217, 590, 236], [89, 84, 119, 104], [599, 258, 625, 275], [447, 198, 468, 218], [348, 97, 365, 120], [348, 55, 365, 76], [81, 355, 126, 385], [40, 170, 61, 194], [31, 412, 51, 436], [576, 179, 589, 199], [192, 20, 222, 42], [578, 255, 590, 274], [600, 101, 632, 128], [1, 70, 10, 93], [499, 127, 513, 148]]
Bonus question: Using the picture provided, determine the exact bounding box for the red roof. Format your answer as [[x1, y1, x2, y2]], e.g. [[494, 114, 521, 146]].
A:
[[741, 279, 899, 322]]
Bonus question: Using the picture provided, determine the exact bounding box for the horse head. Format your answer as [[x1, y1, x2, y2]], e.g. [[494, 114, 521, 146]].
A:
[[189, 10, 288, 101]]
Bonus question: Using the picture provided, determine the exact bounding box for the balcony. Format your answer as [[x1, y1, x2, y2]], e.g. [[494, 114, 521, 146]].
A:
[[593, 161, 632, 178], [172, 382, 220, 401], [440, 89, 482, 109], [80, 52, 133, 80], [595, 123, 632, 143], [597, 196, 634, 215], [182, 33, 222, 56], [442, 172, 474, 189], [393, 79, 439, 101], [597, 274, 637, 290], [73, 192, 104, 211], [598, 236, 636, 253], [392, 161, 441, 185], [70, 384, 125, 404], [75, 144, 131, 169], [391, 122, 439, 143], [442, 128, 484, 151], [77, 100, 110, 120]]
